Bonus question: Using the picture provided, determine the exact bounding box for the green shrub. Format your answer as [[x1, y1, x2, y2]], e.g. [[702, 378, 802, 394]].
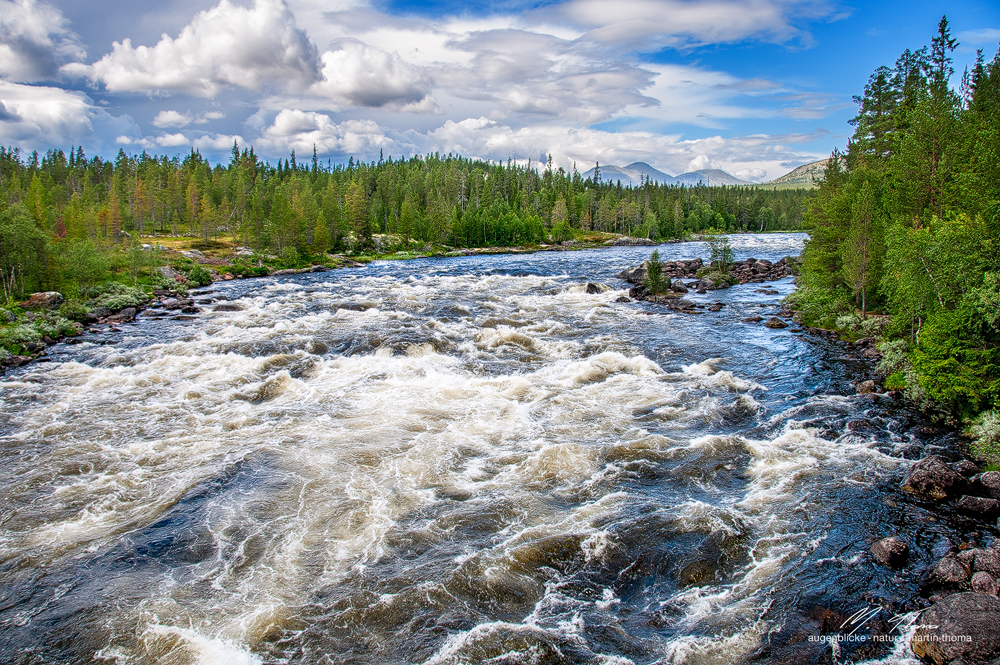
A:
[[227, 259, 270, 278], [185, 265, 213, 287], [35, 315, 79, 338], [0, 324, 41, 351], [86, 282, 148, 312], [884, 372, 907, 390], [59, 300, 90, 321], [969, 410, 1000, 468]]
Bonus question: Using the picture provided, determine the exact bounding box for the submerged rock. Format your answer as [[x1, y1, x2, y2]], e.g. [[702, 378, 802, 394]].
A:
[[911, 592, 1000, 665], [871, 536, 909, 567], [901, 455, 971, 501]]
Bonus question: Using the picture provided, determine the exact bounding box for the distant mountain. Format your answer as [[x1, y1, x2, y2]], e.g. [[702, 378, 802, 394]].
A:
[[673, 169, 754, 186], [762, 159, 829, 189], [581, 163, 754, 187]]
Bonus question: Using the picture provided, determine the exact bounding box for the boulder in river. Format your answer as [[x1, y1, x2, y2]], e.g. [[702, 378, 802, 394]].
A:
[[856, 380, 877, 394], [20, 292, 63, 309], [954, 495, 1000, 518], [971, 571, 999, 596], [972, 471, 1000, 499], [932, 554, 971, 586], [106, 307, 137, 324], [973, 548, 1000, 577], [764, 317, 788, 329], [871, 536, 908, 567], [953, 460, 981, 477], [901, 455, 971, 501], [585, 282, 610, 294], [911, 592, 1000, 665]]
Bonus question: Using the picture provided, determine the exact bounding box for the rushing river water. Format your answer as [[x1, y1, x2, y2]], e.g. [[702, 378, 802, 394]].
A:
[[0, 234, 976, 664]]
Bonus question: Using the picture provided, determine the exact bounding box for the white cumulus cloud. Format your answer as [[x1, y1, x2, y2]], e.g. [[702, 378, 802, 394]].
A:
[[73, 0, 319, 97], [0, 0, 85, 81], [307, 41, 434, 109], [0, 79, 92, 143]]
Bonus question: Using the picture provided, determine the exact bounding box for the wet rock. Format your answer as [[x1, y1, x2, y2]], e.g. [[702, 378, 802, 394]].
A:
[[911, 592, 1000, 665], [171, 315, 197, 321], [953, 460, 981, 477], [628, 284, 648, 300], [972, 471, 1000, 499], [1, 354, 33, 368], [764, 317, 788, 329], [213, 303, 244, 312], [707, 303, 724, 312], [743, 315, 763, 323], [696, 288, 707, 294], [932, 554, 971, 586], [871, 536, 909, 567], [106, 307, 136, 324], [161, 298, 193, 311], [310, 265, 328, 273], [901, 455, 972, 501], [955, 495, 1000, 518], [856, 380, 877, 394], [618, 265, 648, 284], [670, 279, 689, 293], [971, 571, 999, 596], [180, 306, 201, 314], [615, 296, 631, 303], [696, 278, 715, 290], [958, 549, 979, 569], [585, 282, 610, 294], [20, 291, 63, 309], [974, 549, 1000, 577], [667, 299, 697, 311]]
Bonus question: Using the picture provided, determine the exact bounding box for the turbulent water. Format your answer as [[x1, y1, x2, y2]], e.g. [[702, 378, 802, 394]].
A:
[[0, 234, 972, 664]]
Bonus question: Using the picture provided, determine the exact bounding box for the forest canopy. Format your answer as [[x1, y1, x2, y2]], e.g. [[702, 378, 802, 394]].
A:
[[794, 17, 1000, 460]]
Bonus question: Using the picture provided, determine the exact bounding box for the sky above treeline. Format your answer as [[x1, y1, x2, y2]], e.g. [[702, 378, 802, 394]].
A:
[[0, 0, 998, 181]]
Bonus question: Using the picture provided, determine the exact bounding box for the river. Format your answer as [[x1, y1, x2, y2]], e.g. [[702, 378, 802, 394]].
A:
[[0, 234, 969, 664]]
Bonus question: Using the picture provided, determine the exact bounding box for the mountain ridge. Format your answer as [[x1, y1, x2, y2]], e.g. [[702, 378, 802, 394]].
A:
[[579, 159, 828, 189]]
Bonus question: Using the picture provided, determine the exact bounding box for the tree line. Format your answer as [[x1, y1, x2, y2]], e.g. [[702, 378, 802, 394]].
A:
[[0, 139, 810, 296], [795, 17, 1000, 458]]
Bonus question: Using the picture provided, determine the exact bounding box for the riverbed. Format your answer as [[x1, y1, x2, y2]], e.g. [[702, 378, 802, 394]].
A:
[[0, 234, 973, 664]]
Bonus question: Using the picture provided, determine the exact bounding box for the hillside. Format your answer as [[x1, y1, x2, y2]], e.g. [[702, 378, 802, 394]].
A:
[[760, 159, 828, 189]]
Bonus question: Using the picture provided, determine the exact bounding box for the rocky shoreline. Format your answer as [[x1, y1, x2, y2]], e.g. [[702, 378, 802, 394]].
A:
[[615, 257, 1000, 663]]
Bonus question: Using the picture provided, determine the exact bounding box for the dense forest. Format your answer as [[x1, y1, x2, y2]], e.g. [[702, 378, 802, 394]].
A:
[[794, 17, 1000, 461], [0, 140, 809, 298]]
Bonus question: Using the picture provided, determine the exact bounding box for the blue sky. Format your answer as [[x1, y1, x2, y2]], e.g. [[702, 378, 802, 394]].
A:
[[1, 0, 998, 180]]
